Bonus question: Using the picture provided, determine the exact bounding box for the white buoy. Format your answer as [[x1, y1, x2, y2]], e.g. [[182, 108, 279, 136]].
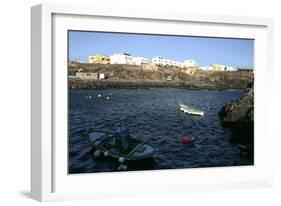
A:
[[106, 96, 110, 100], [98, 94, 101, 98], [118, 157, 125, 164], [89, 96, 92, 99], [104, 150, 109, 157]]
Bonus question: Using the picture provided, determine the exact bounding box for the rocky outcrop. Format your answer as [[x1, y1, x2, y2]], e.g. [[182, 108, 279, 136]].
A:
[[219, 82, 254, 157]]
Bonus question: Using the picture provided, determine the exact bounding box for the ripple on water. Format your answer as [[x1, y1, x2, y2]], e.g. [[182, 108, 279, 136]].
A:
[[68, 88, 252, 173]]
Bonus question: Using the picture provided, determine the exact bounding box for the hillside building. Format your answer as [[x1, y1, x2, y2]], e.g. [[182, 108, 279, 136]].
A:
[[132, 56, 151, 65], [152, 56, 184, 68], [76, 72, 98, 80], [184, 60, 198, 68], [110, 53, 134, 65], [88, 54, 110, 64], [210, 64, 238, 71], [152, 56, 166, 66]]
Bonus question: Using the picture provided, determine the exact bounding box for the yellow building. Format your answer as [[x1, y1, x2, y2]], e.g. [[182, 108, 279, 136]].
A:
[[88, 54, 110, 64], [211, 64, 226, 71]]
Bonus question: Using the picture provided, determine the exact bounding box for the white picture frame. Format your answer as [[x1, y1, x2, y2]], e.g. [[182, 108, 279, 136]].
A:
[[31, 3, 274, 202]]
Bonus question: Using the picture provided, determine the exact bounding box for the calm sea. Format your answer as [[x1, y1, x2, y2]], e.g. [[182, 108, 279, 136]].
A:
[[68, 88, 253, 174]]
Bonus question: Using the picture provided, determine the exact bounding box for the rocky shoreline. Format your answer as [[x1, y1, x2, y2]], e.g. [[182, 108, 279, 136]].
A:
[[69, 78, 252, 90], [219, 82, 254, 158]]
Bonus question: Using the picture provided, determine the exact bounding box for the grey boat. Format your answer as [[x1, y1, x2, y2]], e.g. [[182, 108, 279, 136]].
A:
[[89, 128, 156, 161]]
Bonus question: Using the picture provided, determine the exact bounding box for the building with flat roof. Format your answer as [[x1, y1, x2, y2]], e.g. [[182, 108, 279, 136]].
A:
[[152, 56, 184, 68], [209, 64, 238, 71], [132, 56, 151, 65], [110, 53, 134, 65], [88, 54, 110, 64], [152, 56, 166, 66], [76, 72, 98, 80], [184, 60, 198, 68]]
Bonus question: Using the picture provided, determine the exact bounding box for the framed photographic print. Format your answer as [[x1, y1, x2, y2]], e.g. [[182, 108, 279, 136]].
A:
[[31, 3, 274, 201]]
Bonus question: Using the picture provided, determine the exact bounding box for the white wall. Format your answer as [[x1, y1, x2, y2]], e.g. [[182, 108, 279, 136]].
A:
[[0, 0, 280, 205], [110, 53, 134, 64]]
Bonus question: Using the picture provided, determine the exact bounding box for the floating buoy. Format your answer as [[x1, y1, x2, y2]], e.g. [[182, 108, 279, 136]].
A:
[[98, 94, 101, 98], [88, 96, 92, 99], [106, 96, 110, 100], [182, 136, 191, 144], [104, 150, 109, 157], [118, 157, 125, 163], [93, 150, 101, 158]]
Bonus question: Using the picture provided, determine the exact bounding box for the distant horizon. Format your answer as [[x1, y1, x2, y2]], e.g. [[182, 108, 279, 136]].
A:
[[68, 31, 254, 68]]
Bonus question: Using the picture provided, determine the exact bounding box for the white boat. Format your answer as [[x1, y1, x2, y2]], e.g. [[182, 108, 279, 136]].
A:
[[179, 103, 204, 116], [166, 76, 172, 81]]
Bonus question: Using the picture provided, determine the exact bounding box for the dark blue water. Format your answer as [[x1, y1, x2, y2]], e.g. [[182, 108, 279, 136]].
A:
[[68, 88, 252, 174]]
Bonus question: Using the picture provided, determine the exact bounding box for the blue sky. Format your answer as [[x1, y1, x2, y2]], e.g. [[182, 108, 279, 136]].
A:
[[68, 31, 254, 68]]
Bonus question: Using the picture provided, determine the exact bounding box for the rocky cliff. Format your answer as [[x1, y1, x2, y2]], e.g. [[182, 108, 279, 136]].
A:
[[219, 82, 254, 157]]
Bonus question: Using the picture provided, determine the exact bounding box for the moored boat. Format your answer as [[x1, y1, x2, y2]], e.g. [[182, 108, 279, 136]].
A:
[[88, 128, 156, 161], [179, 103, 204, 116]]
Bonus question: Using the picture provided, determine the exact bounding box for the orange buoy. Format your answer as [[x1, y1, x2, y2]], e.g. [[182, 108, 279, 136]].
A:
[[182, 136, 191, 144]]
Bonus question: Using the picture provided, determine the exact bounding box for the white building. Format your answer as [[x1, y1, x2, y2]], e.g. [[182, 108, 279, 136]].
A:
[[76, 72, 98, 80], [175, 61, 184, 68], [152, 56, 166, 66], [152, 56, 184, 68], [99, 73, 105, 79], [110, 53, 134, 65], [224, 66, 237, 71], [199, 66, 214, 71], [132, 56, 150, 65], [184, 60, 198, 68], [199, 65, 237, 71]]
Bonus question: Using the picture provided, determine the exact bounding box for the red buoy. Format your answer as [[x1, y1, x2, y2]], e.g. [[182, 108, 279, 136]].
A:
[[182, 136, 191, 144]]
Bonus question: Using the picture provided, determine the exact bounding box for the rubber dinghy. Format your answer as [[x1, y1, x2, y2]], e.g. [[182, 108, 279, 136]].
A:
[[179, 103, 204, 116], [89, 128, 156, 161]]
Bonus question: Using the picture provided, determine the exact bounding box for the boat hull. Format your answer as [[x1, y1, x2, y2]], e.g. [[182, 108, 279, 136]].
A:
[[89, 131, 156, 161], [179, 103, 204, 116]]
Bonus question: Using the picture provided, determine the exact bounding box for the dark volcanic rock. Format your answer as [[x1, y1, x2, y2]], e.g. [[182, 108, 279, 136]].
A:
[[219, 82, 254, 156]]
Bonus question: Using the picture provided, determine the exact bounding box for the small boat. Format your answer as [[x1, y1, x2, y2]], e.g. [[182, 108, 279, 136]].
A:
[[166, 76, 172, 81], [88, 128, 156, 161], [179, 103, 204, 116]]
